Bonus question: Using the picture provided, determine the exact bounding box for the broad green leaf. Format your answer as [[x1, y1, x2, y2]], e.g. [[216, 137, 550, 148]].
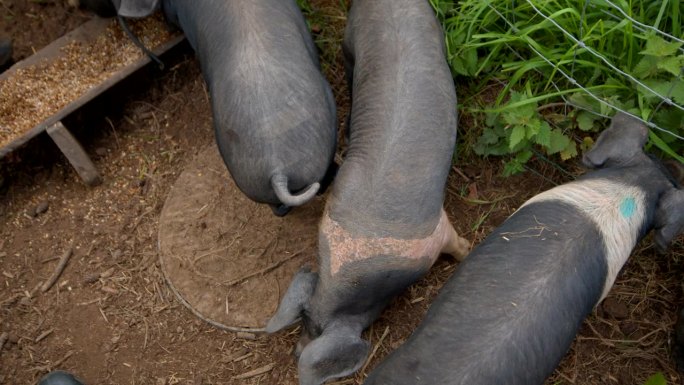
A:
[[450, 47, 479, 77], [656, 56, 684, 77], [640, 79, 684, 103], [560, 141, 578, 160], [547, 129, 571, 154], [503, 150, 533, 176], [479, 126, 502, 145], [463, 48, 479, 76], [602, 94, 625, 116], [450, 56, 470, 77], [569, 93, 600, 111], [485, 111, 499, 127], [503, 159, 526, 176], [515, 149, 533, 163], [525, 118, 541, 139], [653, 109, 684, 135], [643, 372, 667, 385], [509, 125, 526, 149], [576, 111, 598, 131], [535, 121, 552, 147], [502, 92, 537, 126], [580, 136, 594, 152], [641, 34, 682, 57], [632, 56, 660, 79]]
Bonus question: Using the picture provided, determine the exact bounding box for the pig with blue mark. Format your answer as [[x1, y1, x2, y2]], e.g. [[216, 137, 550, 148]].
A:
[[265, 1, 471, 384], [363, 112, 684, 385], [79, 0, 338, 215]]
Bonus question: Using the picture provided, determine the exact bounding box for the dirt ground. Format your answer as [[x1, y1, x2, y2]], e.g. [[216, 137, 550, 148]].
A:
[[1, 1, 683, 384]]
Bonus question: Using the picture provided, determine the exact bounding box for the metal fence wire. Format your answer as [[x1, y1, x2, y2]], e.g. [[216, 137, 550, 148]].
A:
[[432, 0, 684, 165]]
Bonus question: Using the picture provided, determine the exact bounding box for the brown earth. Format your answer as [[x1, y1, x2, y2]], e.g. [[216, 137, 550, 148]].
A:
[[158, 144, 322, 331], [1, 1, 683, 385]]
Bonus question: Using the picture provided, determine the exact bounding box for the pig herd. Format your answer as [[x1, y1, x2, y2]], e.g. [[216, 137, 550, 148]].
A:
[[66, 0, 684, 384]]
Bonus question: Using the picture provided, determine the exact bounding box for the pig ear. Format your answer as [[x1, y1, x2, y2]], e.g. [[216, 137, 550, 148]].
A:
[[582, 112, 648, 169], [113, 0, 160, 17], [298, 323, 370, 385], [653, 188, 684, 253], [265, 268, 318, 333]]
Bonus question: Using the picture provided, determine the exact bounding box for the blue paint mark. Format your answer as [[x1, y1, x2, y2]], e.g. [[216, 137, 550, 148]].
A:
[[620, 197, 636, 218]]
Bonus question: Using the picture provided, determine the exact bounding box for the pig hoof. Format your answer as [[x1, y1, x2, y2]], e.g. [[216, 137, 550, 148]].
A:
[[270, 204, 292, 217], [443, 232, 470, 262]]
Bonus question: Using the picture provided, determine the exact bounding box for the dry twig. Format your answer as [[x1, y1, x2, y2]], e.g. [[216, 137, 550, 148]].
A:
[[232, 363, 275, 380], [41, 246, 74, 293]]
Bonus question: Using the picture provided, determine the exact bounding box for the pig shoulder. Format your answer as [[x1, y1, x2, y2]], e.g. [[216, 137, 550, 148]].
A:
[[521, 178, 647, 299]]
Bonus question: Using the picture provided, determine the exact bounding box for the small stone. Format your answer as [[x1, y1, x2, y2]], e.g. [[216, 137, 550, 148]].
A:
[[34, 200, 49, 215], [7, 333, 18, 344]]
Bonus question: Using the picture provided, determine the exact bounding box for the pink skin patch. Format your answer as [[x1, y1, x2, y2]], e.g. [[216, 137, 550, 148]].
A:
[[321, 209, 469, 276]]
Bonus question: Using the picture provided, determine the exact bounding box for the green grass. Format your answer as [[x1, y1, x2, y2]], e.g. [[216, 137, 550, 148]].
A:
[[430, 0, 684, 173], [643, 372, 667, 385]]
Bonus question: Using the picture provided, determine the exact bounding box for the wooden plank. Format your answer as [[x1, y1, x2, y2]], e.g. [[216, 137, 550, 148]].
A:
[[0, 17, 185, 159], [46, 121, 102, 186]]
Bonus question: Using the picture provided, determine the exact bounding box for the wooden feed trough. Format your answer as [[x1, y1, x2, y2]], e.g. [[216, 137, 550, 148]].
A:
[[0, 15, 184, 185]]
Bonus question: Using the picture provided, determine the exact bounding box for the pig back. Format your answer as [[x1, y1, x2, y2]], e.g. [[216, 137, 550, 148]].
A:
[[332, 0, 457, 239], [169, 0, 337, 204]]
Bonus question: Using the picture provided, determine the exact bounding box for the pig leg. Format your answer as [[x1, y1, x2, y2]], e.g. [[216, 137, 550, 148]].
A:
[[435, 210, 470, 261], [441, 223, 470, 261]]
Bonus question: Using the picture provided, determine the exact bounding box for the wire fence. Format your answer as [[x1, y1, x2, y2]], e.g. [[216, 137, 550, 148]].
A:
[[523, 0, 684, 134], [433, 0, 684, 171]]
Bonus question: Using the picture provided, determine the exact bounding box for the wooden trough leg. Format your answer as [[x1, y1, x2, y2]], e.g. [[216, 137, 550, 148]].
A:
[[47, 121, 102, 186]]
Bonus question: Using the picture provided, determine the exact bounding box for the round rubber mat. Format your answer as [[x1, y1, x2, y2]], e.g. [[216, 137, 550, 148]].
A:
[[158, 144, 322, 332]]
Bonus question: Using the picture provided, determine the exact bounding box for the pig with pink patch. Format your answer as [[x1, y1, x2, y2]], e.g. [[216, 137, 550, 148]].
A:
[[265, 0, 470, 384]]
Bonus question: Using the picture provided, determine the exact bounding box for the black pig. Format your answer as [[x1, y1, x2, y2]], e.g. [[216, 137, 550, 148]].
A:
[[364, 112, 684, 385], [266, 0, 471, 384], [80, 0, 338, 215]]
